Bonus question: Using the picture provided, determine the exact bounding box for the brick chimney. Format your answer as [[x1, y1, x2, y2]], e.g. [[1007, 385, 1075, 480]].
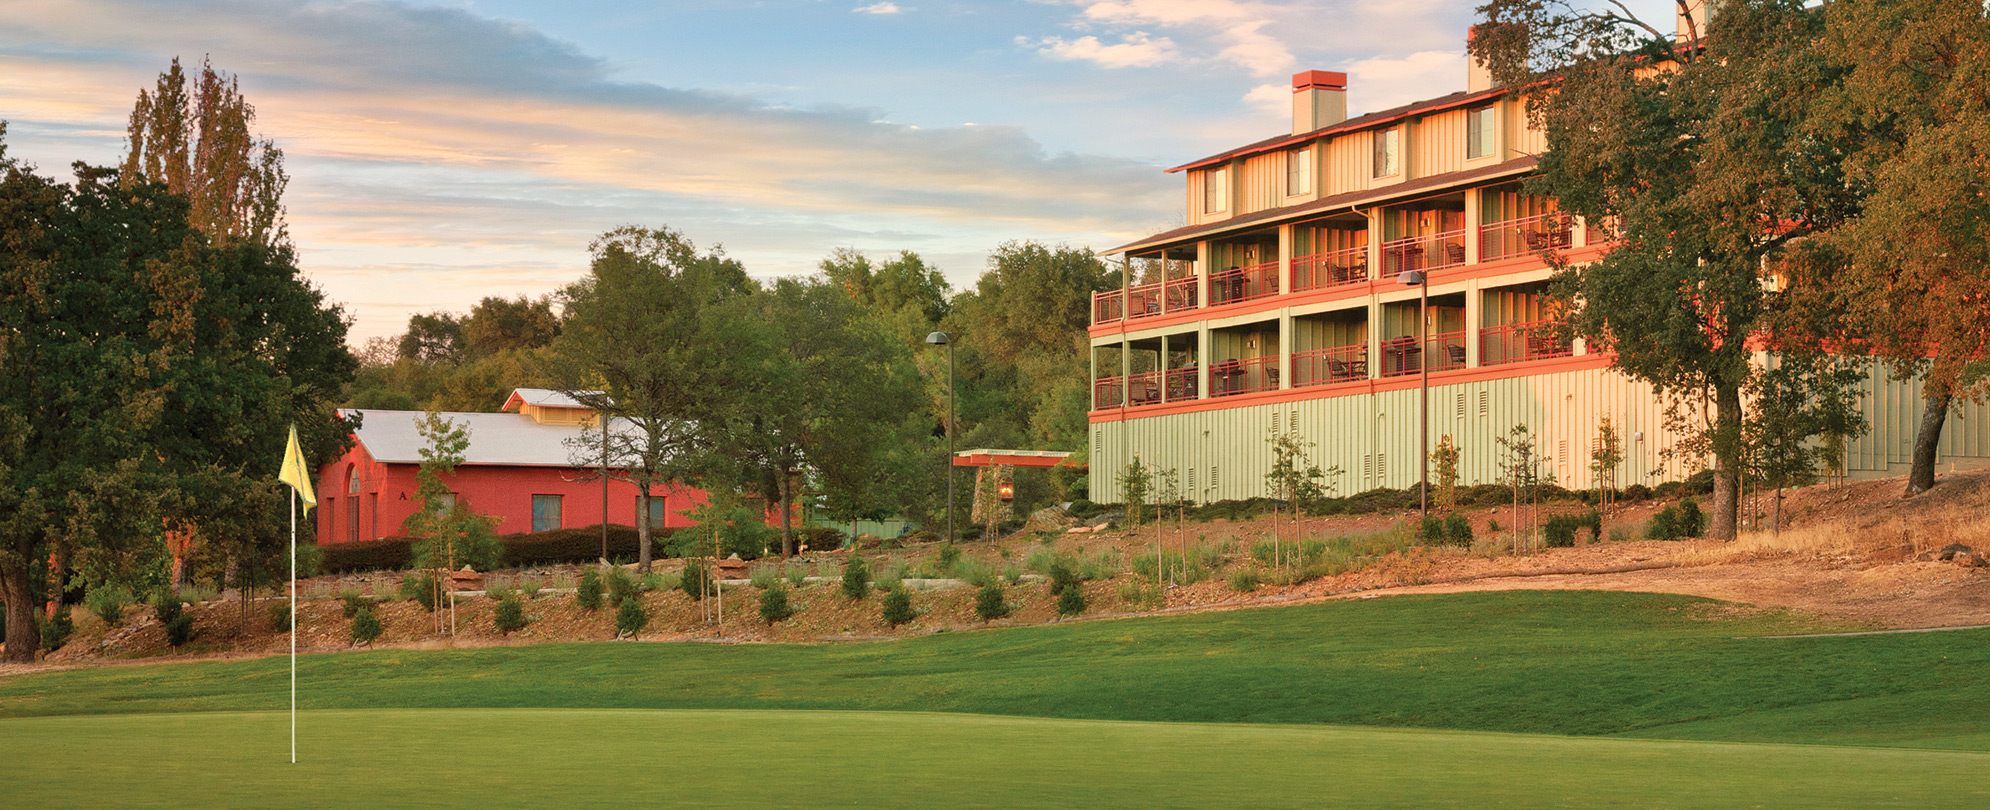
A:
[[1291, 70, 1347, 135]]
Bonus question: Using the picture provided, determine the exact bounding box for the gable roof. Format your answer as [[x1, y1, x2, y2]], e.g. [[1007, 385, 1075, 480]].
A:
[[345, 409, 609, 467], [501, 387, 606, 411], [1167, 87, 1506, 174]]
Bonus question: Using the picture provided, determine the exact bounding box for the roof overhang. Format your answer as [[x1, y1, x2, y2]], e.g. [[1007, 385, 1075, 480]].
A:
[[953, 449, 1083, 469], [1167, 87, 1507, 174]]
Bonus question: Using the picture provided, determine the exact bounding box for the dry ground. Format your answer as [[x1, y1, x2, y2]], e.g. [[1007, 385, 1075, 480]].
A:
[[9, 467, 1987, 675]]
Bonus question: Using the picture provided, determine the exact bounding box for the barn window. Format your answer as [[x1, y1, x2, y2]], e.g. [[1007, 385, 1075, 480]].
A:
[[532, 495, 564, 533]]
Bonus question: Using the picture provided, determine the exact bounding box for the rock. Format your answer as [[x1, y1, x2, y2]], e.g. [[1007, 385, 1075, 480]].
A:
[[1954, 550, 1983, 568], [1021, 506, 1077, 535], [1933, 543, 1973, 562], [446, 567, 483, 590], [1066, 526, 1093, 534]]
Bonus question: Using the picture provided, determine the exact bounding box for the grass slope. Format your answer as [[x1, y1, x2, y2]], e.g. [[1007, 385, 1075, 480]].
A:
[[6, 709, 1986, 809], [5, 591, 1987, 748]]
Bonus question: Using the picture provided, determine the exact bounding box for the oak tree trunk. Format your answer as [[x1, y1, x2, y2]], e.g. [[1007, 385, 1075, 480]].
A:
[[1709, 384, 1743, 542], [1907, 386, 1952, 495], [1, 563, 41, 663], [778, 471, 796, 557], [637, 491, 653, 573]]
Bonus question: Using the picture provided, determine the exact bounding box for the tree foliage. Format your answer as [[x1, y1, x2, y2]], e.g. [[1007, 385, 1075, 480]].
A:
[[121, 57, 289, 251]]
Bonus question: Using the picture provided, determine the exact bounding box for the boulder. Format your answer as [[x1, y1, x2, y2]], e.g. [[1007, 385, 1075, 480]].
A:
[[1021, 506, 1077, 535], [446, 566, 483, 591], [1926, 543, 1975, 562], [1954, 550, 1983, 568]]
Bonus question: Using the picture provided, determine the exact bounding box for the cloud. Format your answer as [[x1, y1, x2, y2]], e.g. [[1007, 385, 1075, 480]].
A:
[[852, 2, 902, 14], [1344, 50, 1468, 114], [1242, 82, 1286, 117], [1025, 31, 1180, 69], [1061, 0, 1294, 77]]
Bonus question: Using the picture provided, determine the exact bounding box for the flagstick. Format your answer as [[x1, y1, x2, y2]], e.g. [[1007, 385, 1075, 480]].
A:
[[290, 487, 297, 765]]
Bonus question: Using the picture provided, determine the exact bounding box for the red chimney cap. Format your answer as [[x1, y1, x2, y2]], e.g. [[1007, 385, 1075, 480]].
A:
[[1292, 70, 1347, 91]]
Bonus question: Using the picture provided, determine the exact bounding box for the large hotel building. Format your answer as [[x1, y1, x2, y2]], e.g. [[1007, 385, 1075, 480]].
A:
[[1086, 43, 1990, 504]]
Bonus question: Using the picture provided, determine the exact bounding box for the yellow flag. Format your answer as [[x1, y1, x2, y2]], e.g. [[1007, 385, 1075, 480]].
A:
[[279, 424, 317, 513]]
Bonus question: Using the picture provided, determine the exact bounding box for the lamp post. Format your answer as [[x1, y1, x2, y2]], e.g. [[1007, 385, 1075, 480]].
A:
[[925, 331, 956, 543], [1399, 268, 1430, 520]]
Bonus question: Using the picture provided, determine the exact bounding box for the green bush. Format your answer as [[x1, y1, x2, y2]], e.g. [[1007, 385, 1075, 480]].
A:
[[1678, 498, 1704, 538], [615, 596, 648, 639], [411, 531, 504, 574], [349, 605, 382, 647], [841, 555, 871, 601], [881, 585, 916, 627], [85, 585, 132, 628], [494, 594, 528, 634], [340, 590, 369, 618], [519, 577, 542, 599], [1418, 515, 1446, 545], [748, 564, 780, 590], [758, 582, 796, 624], [1622, 484, 1653, 501], [267, 600, 292, 632], [1118, 581, 1164, 610], [1443, 514, 1474, 546], [1056, 583, 1087, 618], [1582, 510, 1605, 544], [1046, 557, 1082, 597], [1646, 507, 1681, 541], [796, 526, 847, 552], [605, 566, 639, 607], [1543, 515, 1581, 548], [319, 537, 413, 574], [974, 582, 1011, 622], [680, 560, 712, 600], [39, 608, 73, 652], [154, 598, 194, 649], [784, 563, 807, 588], [1227, 568, 1261, 592], [400, 573, 440, 611], [936, 543, 961, 574], [576, 569, 604, 611]]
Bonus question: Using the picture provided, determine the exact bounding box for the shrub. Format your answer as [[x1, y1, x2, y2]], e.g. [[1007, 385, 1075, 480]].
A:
[[576, 569, 604, 611], [842, 555, 872, 601], [1046, 557, 1082, 597], [1622, 484, 1654, 501], [1678, 498, 1704, 538], [1487, 518, 1502, 533], [974, 582, 1011, 622], [39, 609, 73, 652], [784, 563, 807, 588], [1118, 582, 1164, 610], [85, 585, 132, 628], [936, 543, 961, 574], [267, 601, 292, 632], [1582, 510, 1605, 544], [797, 526, 847, 552], [1227, 568, 1261, 592], [1684, 469, 1716, 495], [1646, 507, 1681, 541], [485, 581, 515, 602], [1418, 515, 1446, 545], [340, 590, 369, 618], [500, 525, 650, 568], [758, 582, 796, 624], [519, 577, 542, 599], [400, 573, 440, 611], [1543, 515, 1580, 548], [294, 542, 325, 579], [319, 537, 414, 574], [494, 594, 528, 634], [1442, 514, 1474, 546], [1002, 564, 1024, 585], [349, 605, 382, 647], [615, 597, 648, 639], [151, 598, 192, 649], [412, 531, 503, 574], [1056, 583, 1087, 618], [605, 566, 639, 607], [680, 560, 712, 600], [749, 564, 781, 590], [881, 585, 916, 627]]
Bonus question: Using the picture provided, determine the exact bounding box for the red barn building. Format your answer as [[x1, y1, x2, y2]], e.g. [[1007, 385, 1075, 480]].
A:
[[316, 388, 707, 544]]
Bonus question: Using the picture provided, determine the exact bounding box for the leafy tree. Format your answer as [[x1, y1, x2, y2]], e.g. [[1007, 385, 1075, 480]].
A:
[[1589, 416, 1625, 516], [1431, 435, 1462, 513], [1265, 430, 1335, 568], [120, 57, 288, 250], [819, 248, 952, 348], [1472, 0, 1862, 540], [1496, 424, 1543, 551], [462, 295, 559, 358], [402, 413, 502, 574], [1117, 457, 1152, 531], [397, 312, 465, 365], [1777, 0, 1990, 495], [550, 226, 753, 572], [1741, 355, 1865, 533]]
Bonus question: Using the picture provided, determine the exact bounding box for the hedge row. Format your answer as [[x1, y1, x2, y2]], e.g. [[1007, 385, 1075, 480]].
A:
[[318, 523, 851, 574]]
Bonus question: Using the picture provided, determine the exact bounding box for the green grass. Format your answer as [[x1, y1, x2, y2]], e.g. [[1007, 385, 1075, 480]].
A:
[[6, 591, 1988, 748], [5, 709, 1986, 809]]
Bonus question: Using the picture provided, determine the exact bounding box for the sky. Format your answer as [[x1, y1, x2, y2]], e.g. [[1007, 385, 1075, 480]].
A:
[[0, 0, 1684, 345]]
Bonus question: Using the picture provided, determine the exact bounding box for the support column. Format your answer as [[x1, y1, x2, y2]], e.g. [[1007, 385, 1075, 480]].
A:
[[1464, 280, 1483, 367], [1196, 241, 1211, 309], [1198, 325, 1214, 398], [1278, 223, 1294, 295], [1463, 188, 1482, 265], [1366, 299, 1383, 380], [1278, 311, 1294, 390]]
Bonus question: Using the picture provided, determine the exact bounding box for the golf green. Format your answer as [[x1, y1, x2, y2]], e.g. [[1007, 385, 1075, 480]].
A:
[[6, 708, 1985, 809]]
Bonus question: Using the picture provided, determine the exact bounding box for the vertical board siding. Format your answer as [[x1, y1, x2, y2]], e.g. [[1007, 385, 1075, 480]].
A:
[[1241, 152, 1282, 214], [1414, 110, 1467, 179]]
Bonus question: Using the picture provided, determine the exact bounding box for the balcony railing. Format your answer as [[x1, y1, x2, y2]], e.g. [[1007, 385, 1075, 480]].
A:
[[1292, 344, 1368, 386], [1126, 371, 1163, 406], [1093, 375, 1124, 409], [1380, 230, 1466, 279], [1292, 244, 1369, 292], [1380, 331, 1467, 377], [1479, 213, 1572, 263], [1094, 276, 1203, 325], [1211, 355, 1279, 396], [1209, 260, 1279, 306], [1480, 320, 1573, 365], [1165, 365, 1199, 402]]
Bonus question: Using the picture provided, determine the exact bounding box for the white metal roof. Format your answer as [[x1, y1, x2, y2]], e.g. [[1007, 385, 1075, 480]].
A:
[[345, 409, 609, 467], [501, 387, 606, 411]]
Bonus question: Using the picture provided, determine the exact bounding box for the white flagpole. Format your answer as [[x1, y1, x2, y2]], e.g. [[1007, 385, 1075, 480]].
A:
[[290, 487, 297, 765]]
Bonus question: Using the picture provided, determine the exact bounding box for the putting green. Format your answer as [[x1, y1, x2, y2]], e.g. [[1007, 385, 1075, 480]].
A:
[[4, 708, 1984, 809]]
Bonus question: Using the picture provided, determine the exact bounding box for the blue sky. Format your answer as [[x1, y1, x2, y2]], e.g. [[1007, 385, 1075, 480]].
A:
[[0, 0, 1682, 344]]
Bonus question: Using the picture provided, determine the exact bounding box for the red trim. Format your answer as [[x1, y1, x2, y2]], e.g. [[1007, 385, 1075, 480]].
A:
[[1293, 70, 1347, 91], [1087, 353, 1614, 424], [953, 453, 1082, 469]]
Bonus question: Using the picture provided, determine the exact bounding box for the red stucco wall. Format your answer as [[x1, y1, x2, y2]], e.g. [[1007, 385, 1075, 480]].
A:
[[315, 439, 709, 544]]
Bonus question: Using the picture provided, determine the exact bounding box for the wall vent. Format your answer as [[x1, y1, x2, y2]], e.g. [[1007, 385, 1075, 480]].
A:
[[1478, 391, 1490, 418]]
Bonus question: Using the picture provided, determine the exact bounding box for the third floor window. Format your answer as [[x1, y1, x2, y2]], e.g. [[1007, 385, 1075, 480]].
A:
[[1286, 148, 1311, 195], [1468, 106, 1495, 159], [1204, 167, 1229, 214], [1373, 128, 1400, 178]]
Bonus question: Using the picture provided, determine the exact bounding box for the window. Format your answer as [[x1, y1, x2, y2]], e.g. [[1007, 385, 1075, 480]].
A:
[[1204, 167, 1229, 214], [1468, 106, 1495, 159], [1373, 128, 1400, 177], [532, 494, 563, 533], [640, 493, 668, 531], [1286, 147, 1311, 195]]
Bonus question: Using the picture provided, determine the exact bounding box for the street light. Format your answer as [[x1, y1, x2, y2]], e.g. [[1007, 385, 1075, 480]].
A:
[[925, 331, 956, 544], [1399, 268, 1429, 520]]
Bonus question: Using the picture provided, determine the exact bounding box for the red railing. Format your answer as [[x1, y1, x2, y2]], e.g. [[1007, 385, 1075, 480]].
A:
[[1093, 375, 1124, 409], [1094, 276, 1202, 325], [1209, 260, 1279, 306], [1126, 371, 1163, 406], [1380, 230, 1466, 279], [1380, 331, 1467, 377], [1165, 366, 1199, 402], [1210, 356, 1279, 396], [1480, 320, 1573, 365], [1291, 344, 1368, 386], [1479, 213, 1572, 262], [1291, 244, 1369, 292]]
